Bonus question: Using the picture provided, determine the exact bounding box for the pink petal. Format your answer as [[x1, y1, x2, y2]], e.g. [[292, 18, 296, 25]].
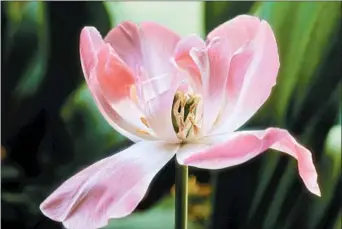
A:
[[139, 22, 180, 78], [80, 27, 105, 79], [104, 21, 142, 78], [144, 76, 188, 143], [105, 21, 181, 96], [136, 69, 184, 142], [174, 34, 206, 92], [176, 143, 211, 164], [80, 27, 154, 142], [211, 20, 280, 134], [95, 43, 135, 101], [105, 22, 184, 141], [178, 128, 320, 196], [89, 74, 156, 141], [174, 36, 232, 134], [137, 22, 181, 104], [137, 23, 185, 141], [202, 38, 232, 133], [40, 141, 179, 229], [207, 15, 260, 54], [95, 44, 155, 136]]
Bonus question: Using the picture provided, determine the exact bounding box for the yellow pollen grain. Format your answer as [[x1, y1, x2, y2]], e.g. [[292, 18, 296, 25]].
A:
[[136, 129, 150, 135], [213, 112, 221, 127], [130, 85, 139, 104], [140, 117, 149, 128]]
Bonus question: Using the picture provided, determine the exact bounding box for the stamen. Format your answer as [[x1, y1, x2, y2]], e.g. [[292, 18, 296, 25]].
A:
[[171, 91, 201, 141], [130, 85, 139, 104], [136, 129, 150, 135], [140, 117, 149, 128]]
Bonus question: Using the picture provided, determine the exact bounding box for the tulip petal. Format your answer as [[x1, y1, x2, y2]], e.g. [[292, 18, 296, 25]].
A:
[[104, 21, 142, 78], [135, 22, 185, 141], [202, 38, 232, 133], [139, 22, 180, 78], [105, 21, 181, 102], [80, 27, 105, 79], [178, 128, 320, 196], [95, 43, 135, 101], [105, 22, 184, 141], [211, 20, 279, 134], [207, 14, 260, 53], [80, 27, 155, 142], [95, 44, 155, 136], [144, 76, 188, 143], [174, 34, 206, 92], [135, 22, 182, 112], [90, 76, 155, 141], [40, 141, 179, 229], [174, 36, 232, 134]]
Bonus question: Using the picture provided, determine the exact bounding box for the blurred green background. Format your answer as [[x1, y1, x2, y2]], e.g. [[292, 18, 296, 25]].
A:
[[1, 1, 341, 229]]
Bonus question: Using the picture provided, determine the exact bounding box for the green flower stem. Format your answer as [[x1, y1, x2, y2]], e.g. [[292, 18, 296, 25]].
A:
[[175, 161, 189, 229]]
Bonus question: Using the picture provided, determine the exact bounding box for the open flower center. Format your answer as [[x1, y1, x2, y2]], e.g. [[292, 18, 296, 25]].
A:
[[172, 91, 201, 141]]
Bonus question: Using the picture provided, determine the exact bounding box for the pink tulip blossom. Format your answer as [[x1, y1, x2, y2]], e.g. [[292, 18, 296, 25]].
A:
[[40, 15, 320, 229]]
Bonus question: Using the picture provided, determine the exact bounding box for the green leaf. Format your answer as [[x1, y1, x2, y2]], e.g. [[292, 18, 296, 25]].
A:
[[246, 3, 341, 227], [13, 2, 49, 99], [307, 125, 341, 229], [102, 197, 200, 229], [247, 152, 280, 221], [291, 4, 340, 118], [261, 160, 297, 229], [257, 89, 340, 229], [252, 2, 340, 124], [281, 87, 341, 229], [2, 2, 48, 103], [333, 211, 342, 229], [204, 1, 254, 34]]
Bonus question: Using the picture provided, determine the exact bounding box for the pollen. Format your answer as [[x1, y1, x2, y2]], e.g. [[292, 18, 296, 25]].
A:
[[140, 117, 149, 128], [130, 85, 139, 104], [172, 91, 201, 141], [136, 129, 150, 135]]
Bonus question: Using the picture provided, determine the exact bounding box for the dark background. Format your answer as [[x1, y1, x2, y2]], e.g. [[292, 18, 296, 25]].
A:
[[1, 2, 341, 229]]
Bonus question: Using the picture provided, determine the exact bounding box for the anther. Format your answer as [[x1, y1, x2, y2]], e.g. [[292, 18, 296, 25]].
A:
[[140, 117, 149, 128], [130, 85, 139, 104], [136, 129, 150, 135], [171, 91, 201, 141]]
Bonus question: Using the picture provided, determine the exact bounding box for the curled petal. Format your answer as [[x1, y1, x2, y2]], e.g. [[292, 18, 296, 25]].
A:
[[178, 128, 320, 196], [95, 44, 154, 137], [40, 141, 179, 229], [105, 21, 181, 92], [105, 22, 183, 137], [139, 21, 180, 78], [96, 43, 135, 101], [135, 22, 183, 115], [174, 34, 206, 91], [207, 14, 260, 53], [104, 21, 142, 77], [80, 27, 154, 142], [80, 27, 105, 79], [143, 76, 185, 143], [133, 23, 183, 142], [90, 78, 154, 141], [175, 37, 232, 134], [211, 20, 279, 134], [202, 38, 232, 133]]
